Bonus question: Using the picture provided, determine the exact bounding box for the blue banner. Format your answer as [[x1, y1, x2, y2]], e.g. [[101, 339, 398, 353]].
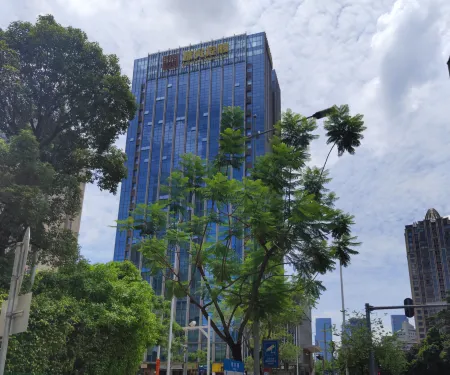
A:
[[262, 340, 279, 368], [223, 359, 244, 373]]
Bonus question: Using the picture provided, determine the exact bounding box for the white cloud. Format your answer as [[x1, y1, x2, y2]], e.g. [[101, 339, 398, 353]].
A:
[[2, 0, 450, 340]]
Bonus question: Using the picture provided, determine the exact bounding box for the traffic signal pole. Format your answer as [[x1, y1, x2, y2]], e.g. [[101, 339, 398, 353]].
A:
[[365, 302, 450, 375]]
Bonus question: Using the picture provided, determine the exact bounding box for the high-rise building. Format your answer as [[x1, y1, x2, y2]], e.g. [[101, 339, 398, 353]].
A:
[[391, 315, 408, 333], [286, 308, 319, 375], [114, 32, 281, 362], [315, 318, 332, 362], [405, 208, 450, 340], [396, 320, 417, 351]]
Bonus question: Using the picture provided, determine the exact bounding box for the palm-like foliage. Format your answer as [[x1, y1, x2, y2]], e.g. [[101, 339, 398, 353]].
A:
[[117, 106, 363, 361], [321, 104, 366, 176]]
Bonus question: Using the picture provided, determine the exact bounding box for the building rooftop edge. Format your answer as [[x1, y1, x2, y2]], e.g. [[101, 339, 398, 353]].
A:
[[134, 31, 268, 61]]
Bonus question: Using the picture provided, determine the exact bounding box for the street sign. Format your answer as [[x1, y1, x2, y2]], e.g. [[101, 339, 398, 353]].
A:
[[0, 292, 32, 336], [223, 359, 244, 375], [212, 363, 223, 373], [262, 340, 279, 368]]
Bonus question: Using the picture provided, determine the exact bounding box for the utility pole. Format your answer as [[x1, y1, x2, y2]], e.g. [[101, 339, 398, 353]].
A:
[[0, 228, 31, 375], [364, 301, 450, 375], [365, 304, 375, 375], [340, 262, 349, 375]]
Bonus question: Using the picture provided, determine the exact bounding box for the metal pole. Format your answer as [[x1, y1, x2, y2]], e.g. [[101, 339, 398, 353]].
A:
[[0, 241, 23, 375], [207, 316, 211, 375], [365, 303, 376, 375], [253, 321, 260, 375], [167, 295, 176, 375], [340, 262, 349, 375]]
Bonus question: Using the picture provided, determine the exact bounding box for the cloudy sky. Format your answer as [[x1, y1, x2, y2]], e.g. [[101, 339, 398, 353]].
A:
[[2, 0, 450, 339]]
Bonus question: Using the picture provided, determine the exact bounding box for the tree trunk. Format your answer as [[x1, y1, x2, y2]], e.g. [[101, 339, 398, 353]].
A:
[[320, 142, 336, 180], [230, 341, 243, 362]]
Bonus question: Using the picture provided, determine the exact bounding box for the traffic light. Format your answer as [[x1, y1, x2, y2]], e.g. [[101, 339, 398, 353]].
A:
[[404, 298, 414, 318]]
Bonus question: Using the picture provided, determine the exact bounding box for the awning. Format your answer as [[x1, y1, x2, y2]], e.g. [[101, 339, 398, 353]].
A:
[[304, 345, 322, 353]]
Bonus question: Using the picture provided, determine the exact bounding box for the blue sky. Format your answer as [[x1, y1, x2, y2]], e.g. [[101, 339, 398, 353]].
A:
[[2, 0, 450, 339]]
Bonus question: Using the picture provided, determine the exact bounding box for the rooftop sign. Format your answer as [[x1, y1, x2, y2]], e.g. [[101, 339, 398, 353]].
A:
[[182, 43, 229, 65]]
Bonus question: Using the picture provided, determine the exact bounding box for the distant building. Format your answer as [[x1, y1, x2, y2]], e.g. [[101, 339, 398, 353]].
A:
[[315, 318, 332, 361], [288, 308, 321, 375], [344, 317, 365, 338], [391, 315, 408, 333], [113, 32, 281, 365], [396, 320, 417, 351], [405, 208, 450, 340]]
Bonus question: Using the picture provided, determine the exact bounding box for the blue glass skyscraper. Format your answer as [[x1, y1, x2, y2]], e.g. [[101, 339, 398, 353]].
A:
[[391, 315, 408, 333], [114, 32, 280, 361], [315, 318, 332, 361]]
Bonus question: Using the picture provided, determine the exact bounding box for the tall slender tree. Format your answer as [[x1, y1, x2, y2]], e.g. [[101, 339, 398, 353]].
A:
[[320, 104, 366, 178], [119, 106, 364, 361]]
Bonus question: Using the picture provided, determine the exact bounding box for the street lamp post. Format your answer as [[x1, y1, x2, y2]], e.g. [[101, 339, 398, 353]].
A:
[[246, 107, 334, 140], [340, 262, 350, 375], [447, 56, 450, 78], [183, 317, 211, 375]]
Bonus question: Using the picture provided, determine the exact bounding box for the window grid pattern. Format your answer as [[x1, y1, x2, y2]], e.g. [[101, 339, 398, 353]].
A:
[[114, 32, 281, 359]]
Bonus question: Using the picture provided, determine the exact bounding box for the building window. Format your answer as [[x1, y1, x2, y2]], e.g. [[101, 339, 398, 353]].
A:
[[144, 110, 149, 114], [129, 138, 135, 142]]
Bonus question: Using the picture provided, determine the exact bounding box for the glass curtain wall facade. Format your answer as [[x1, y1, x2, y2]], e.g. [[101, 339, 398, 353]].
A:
[[405, 208, 450, 340], [391, 315, 408, 333], [315, 318, 332, 361], [114, 32, 281, 362]]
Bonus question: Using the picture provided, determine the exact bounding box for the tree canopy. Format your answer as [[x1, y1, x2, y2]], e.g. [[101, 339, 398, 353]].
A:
[[4, 260, 160, 375], [0, 14, 136, 273], [0, 14, 135, 193], [405, 294, 450, 375], [0, 130, 80, 287], [336, 312, 407, 375], [119, 105, 365, 361]]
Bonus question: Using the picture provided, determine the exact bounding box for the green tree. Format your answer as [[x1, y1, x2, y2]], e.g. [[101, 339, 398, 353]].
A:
[[405, 294, 450, 374], [0, 14, 136, 270], [336, 313, 407, 375], [321, 104, 366, 177], [4, 260, 160, 375], [0, 130, 81, 287], [119, 106, 364, 361], [279, 341, 301, 370], [314, 359, 335, 375]]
